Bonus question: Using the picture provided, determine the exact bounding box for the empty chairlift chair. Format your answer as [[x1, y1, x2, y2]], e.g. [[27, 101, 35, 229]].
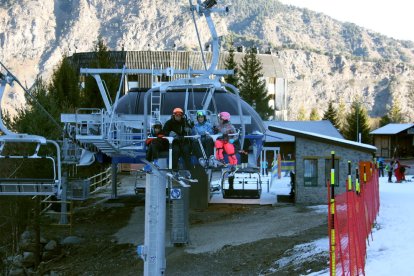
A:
[[221, 167, 262, 199]]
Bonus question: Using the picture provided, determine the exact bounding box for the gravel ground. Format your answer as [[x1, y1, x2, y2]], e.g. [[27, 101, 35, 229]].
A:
[[40, 174, 329, 275]]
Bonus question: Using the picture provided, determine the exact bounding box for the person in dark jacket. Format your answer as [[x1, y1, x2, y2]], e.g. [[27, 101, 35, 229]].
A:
[[289, 170, 295, 198], [142, 120, 169, 172], [386, 160, 394, 183], [145, 121, 169, 164], [163, 107, 195, 171], [378, 159, 385, 177]]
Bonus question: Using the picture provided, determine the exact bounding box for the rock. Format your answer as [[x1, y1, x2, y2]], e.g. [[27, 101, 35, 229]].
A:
[[8, 267, 25, 276], [10, 254, 23, 268], [25, 267, 36, 276], [44, 240, 58, 251], [61, 236, 83, 245], [19, 240, 37, 252], [40, 236, 48, 244], [2, 0, 414, 121], [21, 251, 36, 267], [20, 230, 35, 241], [42, 250, 58, 262], [42, 240, 61, 261]]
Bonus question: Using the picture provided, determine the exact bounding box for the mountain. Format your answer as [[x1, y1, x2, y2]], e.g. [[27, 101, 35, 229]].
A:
[[1, 0, 414, 121]]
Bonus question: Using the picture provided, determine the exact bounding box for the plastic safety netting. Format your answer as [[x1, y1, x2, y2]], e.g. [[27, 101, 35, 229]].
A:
[[328, 161, 380, 276]]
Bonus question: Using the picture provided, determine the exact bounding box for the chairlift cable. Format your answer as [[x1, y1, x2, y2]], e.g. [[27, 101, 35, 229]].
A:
[[189, 0, 208, 71], [7, 159, 25, 178], [200, 86, 210, 108], [190, 86, 196, 110], [0, 61, 64, 134]]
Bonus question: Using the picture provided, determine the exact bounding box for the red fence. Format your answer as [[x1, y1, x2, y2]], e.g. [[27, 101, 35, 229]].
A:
[[328, 161, 380, 276]]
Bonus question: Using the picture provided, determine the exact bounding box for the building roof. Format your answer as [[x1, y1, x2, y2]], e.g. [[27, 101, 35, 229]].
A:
[[233, 52, 286, 78], [264, 120, 343, 143], [268, 125, 377, 153], [71, 50, 286, 88], [370, 123, 414, 135]]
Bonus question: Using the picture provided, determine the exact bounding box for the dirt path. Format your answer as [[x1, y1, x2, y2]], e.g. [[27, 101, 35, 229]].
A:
[[114, 204, 327, 255]]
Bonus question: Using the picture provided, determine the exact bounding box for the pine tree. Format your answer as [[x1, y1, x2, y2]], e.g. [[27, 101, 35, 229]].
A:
[[11, 79, 61, 139], [48, 55, 80, 112], [81, 38, 118, 108], [224, 46, 239, 88], [336, 99, 347, 132], [380, 98, 404, 126], [342, 101, 371, 143], [322, 101, 339, 128], [0, 109, 12, 135], [238, 48, 273, 119], [388, 98, 404, 123], [309, 107, 320, 121], [296, 106, 307, 121], [379, 115, 390, 127]]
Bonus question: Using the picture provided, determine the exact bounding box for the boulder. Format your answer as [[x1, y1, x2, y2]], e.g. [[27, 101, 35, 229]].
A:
[[44, 240, 58, 251], [21, 251, 36, 267], [8, 267, 25, 276], [61, 236, 83, 245]]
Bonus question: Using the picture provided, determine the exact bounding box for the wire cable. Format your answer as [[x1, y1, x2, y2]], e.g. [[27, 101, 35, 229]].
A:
[[0, 61, 64, 134], [189, 0, 208, 70]]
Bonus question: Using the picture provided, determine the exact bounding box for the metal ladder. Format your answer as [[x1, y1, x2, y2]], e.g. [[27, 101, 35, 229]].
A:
[[150, 90, 162, 121]]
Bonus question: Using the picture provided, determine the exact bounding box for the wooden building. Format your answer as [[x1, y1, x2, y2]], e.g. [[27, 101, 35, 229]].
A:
[[370, 123, 414, 158]]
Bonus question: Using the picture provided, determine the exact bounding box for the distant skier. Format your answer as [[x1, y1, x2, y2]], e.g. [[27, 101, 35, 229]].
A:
[[386, 160, 394, 183], [378, 158, 385, 177]]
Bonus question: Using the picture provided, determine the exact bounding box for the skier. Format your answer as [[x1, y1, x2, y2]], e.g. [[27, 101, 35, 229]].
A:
[[213, 111, 238, 166]]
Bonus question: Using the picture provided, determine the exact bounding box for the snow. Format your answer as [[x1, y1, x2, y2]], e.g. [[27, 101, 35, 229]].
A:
[[306, 175, 414, 275], [370, 123, 414, 135]]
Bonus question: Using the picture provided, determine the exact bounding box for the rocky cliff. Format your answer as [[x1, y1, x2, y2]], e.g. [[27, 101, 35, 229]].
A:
[[1, 0, 413, 121]]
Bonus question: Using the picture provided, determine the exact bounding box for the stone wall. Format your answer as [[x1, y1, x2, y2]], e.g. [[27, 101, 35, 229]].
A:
[[294, 137, 373, 204]]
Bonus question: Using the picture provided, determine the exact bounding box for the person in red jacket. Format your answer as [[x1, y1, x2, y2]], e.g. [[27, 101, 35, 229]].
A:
[[394, 160, 411, 183], [144, 120, 168, 170]]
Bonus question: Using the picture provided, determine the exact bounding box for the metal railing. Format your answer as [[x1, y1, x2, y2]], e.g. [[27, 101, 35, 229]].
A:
[[88, 166, 113, 194]]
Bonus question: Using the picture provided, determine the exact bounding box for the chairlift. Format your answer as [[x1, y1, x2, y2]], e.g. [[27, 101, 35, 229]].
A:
[[0, 135, 62, 197], [0, 65, 63, 197]]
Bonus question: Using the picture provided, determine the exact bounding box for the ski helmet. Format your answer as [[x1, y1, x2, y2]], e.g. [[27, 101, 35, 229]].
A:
[[218, 111, 231, 121], [196, 110, 207, 120], [151, 120, 162, 136], [173, 107, 184, 115], [152, 120, 162, 129]]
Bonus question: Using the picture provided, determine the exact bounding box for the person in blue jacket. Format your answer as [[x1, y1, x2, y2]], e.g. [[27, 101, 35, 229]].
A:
[[193, 110, 215, 166]]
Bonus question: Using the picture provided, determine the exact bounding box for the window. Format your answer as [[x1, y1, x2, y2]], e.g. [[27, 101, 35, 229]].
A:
[[304, 159, 318, 186], [325, 159, 339, 187]]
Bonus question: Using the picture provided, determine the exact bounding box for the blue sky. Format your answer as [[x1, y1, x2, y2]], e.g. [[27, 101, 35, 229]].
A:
[[279, 0, 414, 42]]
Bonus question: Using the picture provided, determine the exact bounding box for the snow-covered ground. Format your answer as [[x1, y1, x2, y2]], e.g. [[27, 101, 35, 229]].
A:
[[301, 175, 414, 275]]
